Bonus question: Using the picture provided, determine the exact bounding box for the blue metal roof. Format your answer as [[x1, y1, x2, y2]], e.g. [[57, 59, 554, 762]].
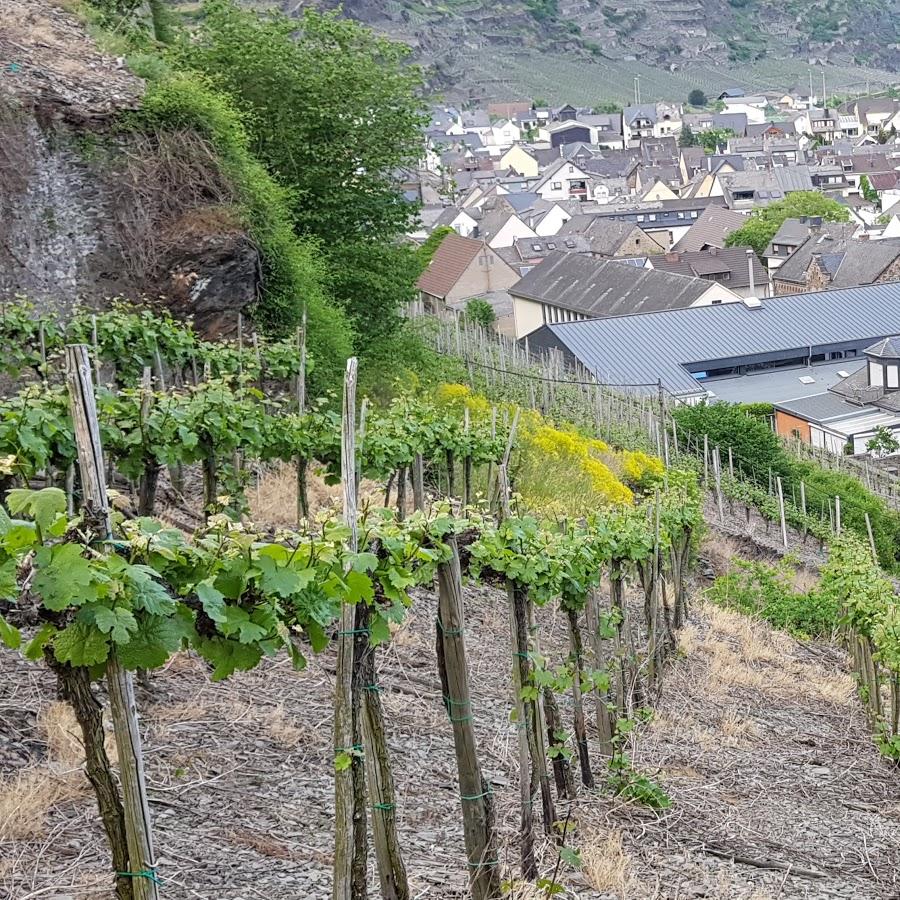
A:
[[536, 283, 900, 396]]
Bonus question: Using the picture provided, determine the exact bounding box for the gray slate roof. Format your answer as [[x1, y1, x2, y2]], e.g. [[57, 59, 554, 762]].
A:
[[774, 392, 866, 422], [830, 239, 900, 288], [865, 336, 900, 358], [509, 252, 718, 318], [525, 283, 900, 395], [673, 206, 747, 252], [773, 224, 856, 284], [649, 247, 768, 290]]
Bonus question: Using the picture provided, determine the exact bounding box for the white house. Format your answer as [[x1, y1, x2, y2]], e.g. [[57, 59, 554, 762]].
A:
[[534, 159, 594, 202], [622, 103, 683, 144]]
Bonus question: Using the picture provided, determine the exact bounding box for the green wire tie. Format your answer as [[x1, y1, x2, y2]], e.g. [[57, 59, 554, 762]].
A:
[[468, 859, 500, 868], [373, 802, 395, 811], [337, 628, 370, 636], [437, 621, 464, 636], [449, 713, 473, 723], [513, 651, 529, 659], [460, 788, 493, 801], [116, 870, 161, 885], [363, 684, 383, 692], [443, 696, 470, 706], [337, 744, 363, 754]]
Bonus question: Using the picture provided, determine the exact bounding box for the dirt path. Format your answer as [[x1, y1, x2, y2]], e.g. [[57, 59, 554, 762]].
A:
[[1, 581, 898, 899]]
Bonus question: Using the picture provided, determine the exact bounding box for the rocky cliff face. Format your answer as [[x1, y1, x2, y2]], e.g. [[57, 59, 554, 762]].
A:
[[0, 0, 259, 337]]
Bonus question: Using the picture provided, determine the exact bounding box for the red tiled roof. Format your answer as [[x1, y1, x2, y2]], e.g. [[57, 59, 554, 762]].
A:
[[869, 172, 900, 191], [416, 233, 483, 299]]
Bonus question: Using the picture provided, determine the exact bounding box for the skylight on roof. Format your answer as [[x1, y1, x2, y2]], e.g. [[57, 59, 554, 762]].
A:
[[838, 370, 850, 378], [798, 376, 815, 384], [532, 243, 542, 251]]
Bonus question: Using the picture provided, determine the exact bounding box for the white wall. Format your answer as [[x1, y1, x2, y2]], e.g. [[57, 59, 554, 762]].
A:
[[533, 205, 571, 236], [489, 216, 537, 249]]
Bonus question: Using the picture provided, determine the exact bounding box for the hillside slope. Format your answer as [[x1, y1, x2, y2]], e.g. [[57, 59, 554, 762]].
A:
[[214, 0, 900, 102]]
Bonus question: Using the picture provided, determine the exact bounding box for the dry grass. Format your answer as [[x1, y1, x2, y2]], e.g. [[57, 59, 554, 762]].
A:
[[38, 701, 84, 766], [692, 603, 853, 706], [266, 705, 304, 749], [249, 462, 383, 527], [581, 829, 635, 898], [0, 766, 85, 840], [719, 707, 761, 746]]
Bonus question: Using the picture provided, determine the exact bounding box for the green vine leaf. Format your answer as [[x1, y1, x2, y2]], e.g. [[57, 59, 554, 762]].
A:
[[53, 622, 110, 667]]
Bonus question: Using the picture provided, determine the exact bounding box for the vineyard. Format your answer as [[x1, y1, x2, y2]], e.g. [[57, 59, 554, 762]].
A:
[[1, 303, 899, 898]]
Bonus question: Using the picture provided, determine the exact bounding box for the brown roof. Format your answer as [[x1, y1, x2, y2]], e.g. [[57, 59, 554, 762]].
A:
[[416, 233, 483, 299], [672, 206, 747, 252]]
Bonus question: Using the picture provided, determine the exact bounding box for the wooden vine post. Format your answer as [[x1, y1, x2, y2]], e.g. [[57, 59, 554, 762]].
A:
[[65, 345, 159, 900], [334, 357, 364, 900], [296, 311, 310, 524], [435, 536, 501, 899], [497, 465, 538, 881]]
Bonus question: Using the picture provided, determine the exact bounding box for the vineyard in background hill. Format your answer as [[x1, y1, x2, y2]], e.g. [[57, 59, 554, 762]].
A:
[[0, 299, 708, 899]]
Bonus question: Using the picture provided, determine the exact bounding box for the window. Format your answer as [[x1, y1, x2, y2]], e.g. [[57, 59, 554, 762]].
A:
[[551, 181, 562, 190], [568, 165, 575, 173], [547, 242, 556, 250], [690, 211, 698, 219], [888, 365, 899, 389], [870, 361, 885, 387], [649, 214, 657, 221], [637, 215, 645, 222], [635, 238, 641, 245], [677, 212, 685, 219], [711, 298, 723, 305]]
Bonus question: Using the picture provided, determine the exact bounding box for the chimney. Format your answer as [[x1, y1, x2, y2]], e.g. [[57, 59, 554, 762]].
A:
[[860, 233, 870, 241], [709, 246, 718, 255], [747, 248, 756, 296]]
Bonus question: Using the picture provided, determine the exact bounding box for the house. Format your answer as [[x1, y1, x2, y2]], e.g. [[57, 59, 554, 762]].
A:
[[640, 179, 679, 201], [647, 247, 771, 298], [415, 233, 519, 314], [721, 96, 768, 124], [500, 145, 540, 178], [622, 103, 682, 144], [684, 112, 749, 137], [586, 197, 728, 249], [488, 101, 532, 120], [534, 158, 596, 202], [508, 251, 740, 339], [716, 88, 746, 101], [499, 234, 593, 276], [844, 99, 900, 137], [672, 206, 746, 252], [488, 119, 522, 149], [558, 215, 666, 257], [775, 337, 900, 453], [770, 223, 858, 293], [524, 284, 900, 404], [764, 217, 827, 271], [433, 206, 479, 238]]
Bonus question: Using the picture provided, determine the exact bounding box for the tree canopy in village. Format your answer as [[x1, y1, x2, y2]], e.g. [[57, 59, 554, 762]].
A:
[[725, 191, 850, 256]]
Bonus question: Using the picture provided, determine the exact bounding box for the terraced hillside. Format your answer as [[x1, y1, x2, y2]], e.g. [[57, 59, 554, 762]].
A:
[[196, 0, 900, 102]]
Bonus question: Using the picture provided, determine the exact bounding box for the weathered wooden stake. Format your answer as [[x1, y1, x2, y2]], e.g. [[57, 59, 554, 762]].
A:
[[436, 538, 501, 899], [776, 476, 788, 549], [65, 345, 159, 900], [334, 357, 362, 900]]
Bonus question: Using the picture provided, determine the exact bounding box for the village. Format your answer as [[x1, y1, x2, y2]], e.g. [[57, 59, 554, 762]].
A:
[[414, 88, 900, 458]]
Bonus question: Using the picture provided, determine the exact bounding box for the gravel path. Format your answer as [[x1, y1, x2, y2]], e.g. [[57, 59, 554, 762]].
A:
[[1, 578, 898, 899]]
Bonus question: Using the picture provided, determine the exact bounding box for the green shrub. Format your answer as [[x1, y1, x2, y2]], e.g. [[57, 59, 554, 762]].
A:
[[706, 557, 837, 638], [673, 402, 790, 480], [464, 298, 496, 329]]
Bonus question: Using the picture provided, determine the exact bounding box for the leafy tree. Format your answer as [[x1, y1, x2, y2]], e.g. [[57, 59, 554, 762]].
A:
[[593, 101, 622, 114], [463, 298, 496, 329], [860, 174, 879, 204], [179, 2, 428, 346], [699, 127, 734, 153], [725, 191, 850, 256], [419, 226, 455, 267], [679, 124, 698, 147], [688, 88, 707, 107], [673, 401, 792, 482], [866, 425, 900, 457]]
